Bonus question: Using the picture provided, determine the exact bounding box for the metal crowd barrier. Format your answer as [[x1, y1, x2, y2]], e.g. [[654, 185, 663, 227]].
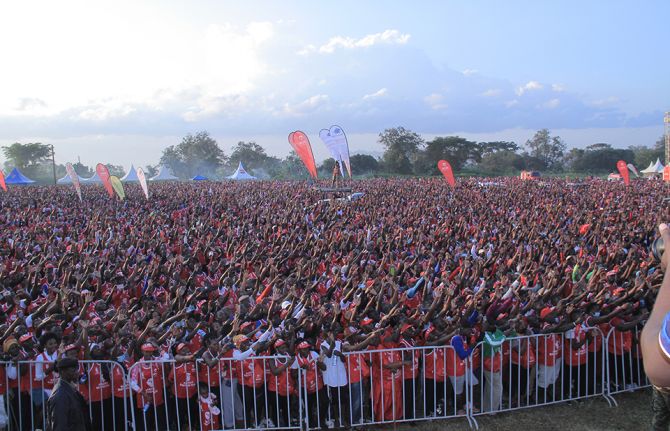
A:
[[0, 359, 127, 431], [0, 328, 652, 431], [468, 327, 608, 429], [604, 324, 650, 404]]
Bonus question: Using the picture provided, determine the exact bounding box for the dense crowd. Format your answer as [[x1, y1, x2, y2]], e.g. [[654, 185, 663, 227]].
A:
[[0, 177, 662, 430]]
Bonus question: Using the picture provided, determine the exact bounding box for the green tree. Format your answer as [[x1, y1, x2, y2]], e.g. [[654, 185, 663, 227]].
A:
[[274, 151, 312, 180], [417, 136, 481, 174], [479, 141, 519, 154], [524, 129, 566, 170], [318, 158, 336, 177], [228, 141, 269, 173], [160, 131, 226, 178], [107, 165, 126, 177], [379, 127, 424, 174], [350, 154, 379, 174], [2, 143, 51, 170], [479, 150, 525, 174], [144, 164, 158, 178], [71, 161, 94, 177], [566, 143, 634, 173]]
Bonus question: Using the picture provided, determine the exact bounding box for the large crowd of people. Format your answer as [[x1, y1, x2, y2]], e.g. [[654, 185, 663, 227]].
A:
[[0, 177, 662, 430]]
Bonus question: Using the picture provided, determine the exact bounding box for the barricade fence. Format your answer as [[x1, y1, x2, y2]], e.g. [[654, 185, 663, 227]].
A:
[[0, 326, 649, 430]]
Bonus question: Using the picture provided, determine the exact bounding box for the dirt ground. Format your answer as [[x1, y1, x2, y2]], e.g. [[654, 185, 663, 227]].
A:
[[385, 389, 653, 431]]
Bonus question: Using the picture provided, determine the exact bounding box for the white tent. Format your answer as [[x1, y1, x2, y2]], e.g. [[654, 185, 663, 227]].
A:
[[121, 164, 139, 182], [83, 172, 103, 183], [641, 158, 664, 175], [57, 173, 86, 184], [227, 162, 256, 180], [150, 165, 178, 181]]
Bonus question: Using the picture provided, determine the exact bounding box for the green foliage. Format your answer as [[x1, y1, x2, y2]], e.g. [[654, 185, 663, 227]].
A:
[[378, 127, 424, 174], [524, 129, 566, 170], [71, 162, 94, 177], [144, 164, 158, 178], [2, 143, 51, 170], [227, 141, 281, 177], [159, 131, 226, 179], [565, 144, 635, 173], [350, 154, 379, 174], [107, 164, 126, 177]]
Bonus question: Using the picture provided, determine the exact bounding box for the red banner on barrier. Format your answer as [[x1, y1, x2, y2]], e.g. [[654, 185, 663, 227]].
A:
[[96, 163, 114, 197], [288, 131, 318, 179], [0, 170, 6, 192], [616, 160, 629, 186], [664, 165, 670, 183], [438, 160, 455, 187]]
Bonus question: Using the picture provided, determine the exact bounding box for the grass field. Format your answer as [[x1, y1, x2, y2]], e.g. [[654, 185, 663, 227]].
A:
[[383, 389, 652, 431]]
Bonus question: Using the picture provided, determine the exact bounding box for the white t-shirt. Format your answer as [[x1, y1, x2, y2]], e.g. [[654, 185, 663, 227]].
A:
[[320, 340, 348, 387]]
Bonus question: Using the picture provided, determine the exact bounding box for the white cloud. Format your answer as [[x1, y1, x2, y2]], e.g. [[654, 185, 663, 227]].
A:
[[515, 81, 543, 96], [481, 89, 502, 97], [505, 99, 519, 108], [363, 88, 388, 100], [551, 83, 565, 92], [77, 100, 136, 121], [281, 94, 330, 116], [589, 96, 620, 106], [424, 93, 447, 110], [462, 69, 478, 76], [300, 29, 410, 55], [540, 98, 560, 109]]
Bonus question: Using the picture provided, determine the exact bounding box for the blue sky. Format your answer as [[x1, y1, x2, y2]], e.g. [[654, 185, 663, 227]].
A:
[[0, 0, 667, 168]]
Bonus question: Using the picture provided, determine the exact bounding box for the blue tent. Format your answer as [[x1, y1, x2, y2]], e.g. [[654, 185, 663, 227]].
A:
[[192, 175, 208, 181], [5, 168, 35, 184]]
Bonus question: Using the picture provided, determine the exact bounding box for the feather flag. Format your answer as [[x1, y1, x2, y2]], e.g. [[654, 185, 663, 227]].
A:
[[437, 160, 456, 187], [288, 131, 318, 178], [96, 163, 114, 198], [66, 162, 82, 201], [110, 176, 125, 200], [137, 167, 149, 199]]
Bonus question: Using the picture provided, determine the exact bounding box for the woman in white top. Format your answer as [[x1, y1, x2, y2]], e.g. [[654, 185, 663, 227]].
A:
[[320, 330, 348, 428]]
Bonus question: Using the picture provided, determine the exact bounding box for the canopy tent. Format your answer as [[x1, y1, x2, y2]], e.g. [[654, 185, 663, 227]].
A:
[[5, 168, 35, 184], [120, 165, 139, 182], [641, 158, 664, 176], [150, 165, 178, 181], [192, 175, 208, 181], [83, 172, 103, 183], [57, 172, 86, 184], [227, 162, 257, 180]]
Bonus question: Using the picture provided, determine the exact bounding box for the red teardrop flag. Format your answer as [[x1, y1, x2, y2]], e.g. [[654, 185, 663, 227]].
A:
[[616, 160, 629, 186], [438, 160, 455, 187], [288, 131, 318, 179]]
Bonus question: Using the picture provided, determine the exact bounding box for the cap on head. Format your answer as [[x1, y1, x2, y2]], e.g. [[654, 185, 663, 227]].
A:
[[56, 357, 79, 371], [141, 343, 157, 352]]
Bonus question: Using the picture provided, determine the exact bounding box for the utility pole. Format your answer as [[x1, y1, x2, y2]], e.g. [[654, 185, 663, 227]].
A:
[[50, 144, 56, 185]]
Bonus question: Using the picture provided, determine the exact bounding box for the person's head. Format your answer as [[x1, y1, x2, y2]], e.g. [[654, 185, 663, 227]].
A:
[[198, 382, 210, 398], [3, 338, 19, 357], [39, 332, 60, 354], [176, 343, 191, 356], [56, 358, 79, 383], [297, 341, 310, 357], [274, 339, 288, 355], [64, 344, 79, 359], [141, 343, 157, 360]]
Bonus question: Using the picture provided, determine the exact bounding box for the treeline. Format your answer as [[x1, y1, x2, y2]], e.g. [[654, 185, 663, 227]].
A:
[[2, 128, 664, 182], [371, 127, 664, 176]]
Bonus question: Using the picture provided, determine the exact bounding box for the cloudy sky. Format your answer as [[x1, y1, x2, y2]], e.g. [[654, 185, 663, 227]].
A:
[[0, 0, 667, 168]]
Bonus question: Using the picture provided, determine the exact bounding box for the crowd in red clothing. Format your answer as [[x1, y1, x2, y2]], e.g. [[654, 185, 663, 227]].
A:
[[0, 177, 661, 430]]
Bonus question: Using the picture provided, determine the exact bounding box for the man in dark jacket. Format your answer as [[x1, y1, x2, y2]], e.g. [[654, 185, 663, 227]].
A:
[[46, 357, 92, 431]]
